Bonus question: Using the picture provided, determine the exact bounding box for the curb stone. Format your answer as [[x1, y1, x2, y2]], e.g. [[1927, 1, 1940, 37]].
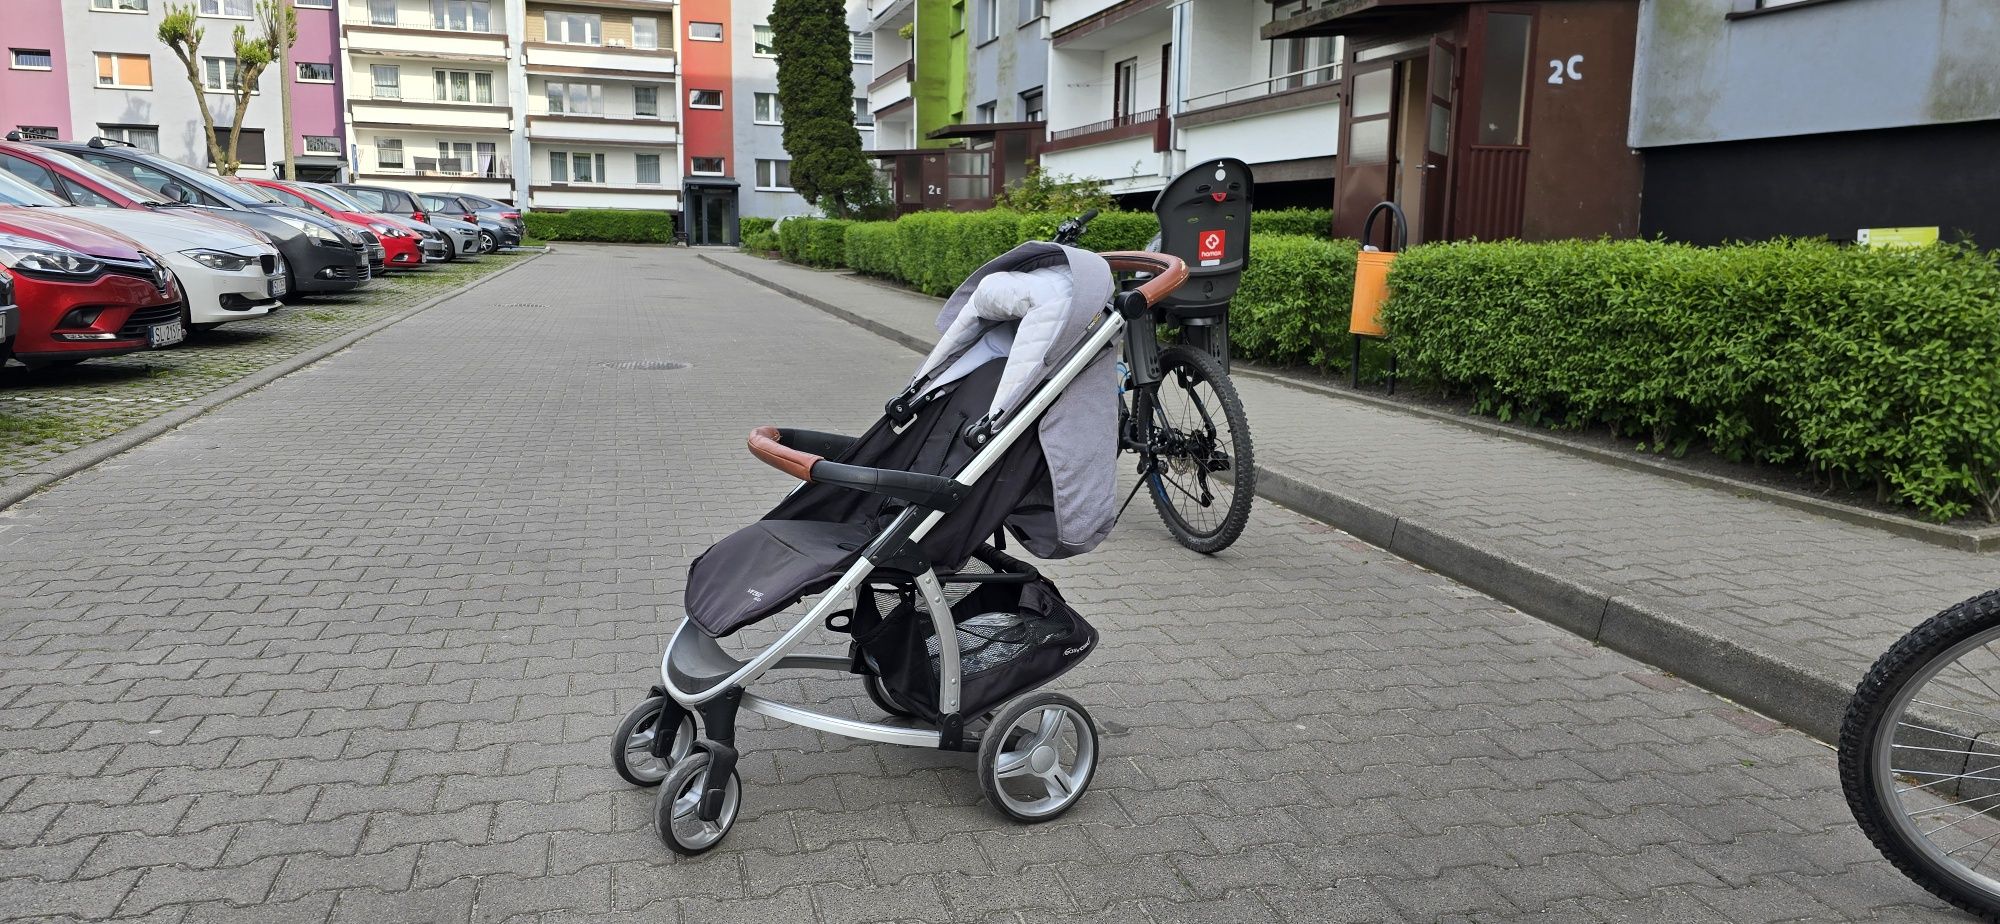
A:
[[0, 249, 547, 513], [705, 250, 1855, 741]]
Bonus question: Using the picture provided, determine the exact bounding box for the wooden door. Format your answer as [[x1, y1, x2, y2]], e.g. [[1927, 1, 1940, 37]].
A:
[[1451, 6, 1535, 240], [1334, 56, 1398, 243], [920, 153, 948, 211], [1419, 37, 1457, 243]]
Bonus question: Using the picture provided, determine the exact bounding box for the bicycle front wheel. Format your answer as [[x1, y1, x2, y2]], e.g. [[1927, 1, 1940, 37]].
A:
[[1841, 589, 2000, 921], [1144, 345, 1254, 554]]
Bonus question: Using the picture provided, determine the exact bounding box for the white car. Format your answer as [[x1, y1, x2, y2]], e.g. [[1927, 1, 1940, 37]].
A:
[[52, 206, 285, 333]]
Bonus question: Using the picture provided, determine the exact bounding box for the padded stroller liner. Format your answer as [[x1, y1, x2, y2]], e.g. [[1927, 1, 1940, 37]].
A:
[[687, 359, 1055, 639]]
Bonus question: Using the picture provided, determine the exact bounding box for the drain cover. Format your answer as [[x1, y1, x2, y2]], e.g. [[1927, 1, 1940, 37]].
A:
[[604, 360, 689, 370]]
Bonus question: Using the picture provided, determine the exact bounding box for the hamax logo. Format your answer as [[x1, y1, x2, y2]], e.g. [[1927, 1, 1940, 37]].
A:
[[746, 588, 765, 601], [1063, 641, 1092, 656]]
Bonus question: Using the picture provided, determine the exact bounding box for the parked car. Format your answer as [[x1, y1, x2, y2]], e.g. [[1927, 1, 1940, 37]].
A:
[[239, 178, 440, 270], [419, 192, 520, 252], [228, 179, 385, 276], [35, 138, 371, 295], [306, 183, 452, 264], [0, 150, 286, 332], [452, 194, 526, 249], [335, 184, 483, 260], [0, 184, 184, 367], [0, 268, 17, 360]]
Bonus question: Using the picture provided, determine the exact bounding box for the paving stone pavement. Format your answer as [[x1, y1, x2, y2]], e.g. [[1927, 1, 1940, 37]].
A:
[[698, 250, 2000, 739], [0, 245, 1974, 923]]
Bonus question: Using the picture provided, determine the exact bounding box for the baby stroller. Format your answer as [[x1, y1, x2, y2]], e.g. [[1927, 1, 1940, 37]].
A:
[[608, 233, 1188, 855]]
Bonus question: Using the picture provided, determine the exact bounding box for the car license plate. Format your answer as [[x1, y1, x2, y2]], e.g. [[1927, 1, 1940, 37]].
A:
[[149, 320, 186, 348], [269, 275, 288, 298]]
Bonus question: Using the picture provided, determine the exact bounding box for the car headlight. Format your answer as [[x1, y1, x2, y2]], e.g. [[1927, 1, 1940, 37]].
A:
[[276, 215, 341, 246], [366, 222, 407, 238], [0, 233, 103, 279], [182, 249, 256, 272]]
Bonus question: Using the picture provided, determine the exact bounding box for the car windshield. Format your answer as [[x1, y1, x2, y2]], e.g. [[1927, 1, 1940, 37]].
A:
[[0, 170, 64, 207], [30, 147, 170, 205], [230, 179, 285, 204], [308, 184, 371, 213], [124, 154, 263, 206]]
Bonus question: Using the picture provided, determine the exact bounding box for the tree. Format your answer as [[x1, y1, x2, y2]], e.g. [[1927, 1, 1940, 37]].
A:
[[260, 1, 298, 179], [158, 1, 288, 175], [769, 0, 875, 216]]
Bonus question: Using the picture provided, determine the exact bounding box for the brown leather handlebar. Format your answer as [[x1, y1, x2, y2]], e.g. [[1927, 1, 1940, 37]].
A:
[[748, 426, 820, 481], [1101, 251, 1190, 308]]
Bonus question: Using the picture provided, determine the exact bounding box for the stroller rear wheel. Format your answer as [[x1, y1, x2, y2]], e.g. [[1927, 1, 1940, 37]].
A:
[[656, 751, 742, 856], [612, 696, 694, 787], [979, 691, 1098, 822]]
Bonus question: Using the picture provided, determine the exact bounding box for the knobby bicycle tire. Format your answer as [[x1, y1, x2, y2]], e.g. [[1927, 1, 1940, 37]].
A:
[[1141, 345, 1254, 554]]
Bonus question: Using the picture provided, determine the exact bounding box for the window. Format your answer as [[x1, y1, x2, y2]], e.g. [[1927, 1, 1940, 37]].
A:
[[0, 155, 61, 197], [295, 61, 334, 83], [1475, 12, 1532, 146], [688, 21, 723, 41], [689, 89, 722, 109], [851, 32, 872, 64], [973, 0, 996, 43], [754, 92, 782, 124], [371, 64, 400, 98], [691, 156, 724, 176], [62, 177, 119, 208], [1112, 57, 1138, 121], [550, 151, 607, 184], [295, 0, 332, 7], [545, 10, 602, 44], [434, 69, 495, 104], [368, 0, 395, 25], [755, 158, 791, 190], [753, 24, 776, 56], [206, 127, 267, 165], [96, 53, 152, 88], [437, 141, 476, 174], [634, 85, 659, 118], [853, 97, 873, 127], [1019, 87, 1043, 122], [377, 138, 404, 168], [13, 126, 58, 141], [952, 0, 965, 33], [1018, 0, 1043, 23], [547, 150, 565, 183], [975, 101, 996, 123], [431, 0, 490, 31], [947, 150, 990, 200], [632, 17, 660, 50], [304, 135, 340, 154], [91, 0, 151, 11], [203, 56, 250, 92], [199, 0, 253, 17], [98, 124, 159, 151], [636, 153, 661, 185], [545, 81, 604, 115], [10, 49, 53, 71]]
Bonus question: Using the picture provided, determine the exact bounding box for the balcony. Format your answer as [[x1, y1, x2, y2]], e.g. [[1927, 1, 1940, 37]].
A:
[[1044, 107, 1162, 152], [868, 59, 912, 116], [1179, 63, 1342, 171], [525, 99, 680, 145], [355, 145, 513, 182], [523, 41, 676, 76], [349, 96, 513, 131], [344, 14, 509, 59]]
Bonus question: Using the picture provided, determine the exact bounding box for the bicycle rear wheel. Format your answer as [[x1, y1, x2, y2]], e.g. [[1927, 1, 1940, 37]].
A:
[[1143, 345, 1254, 554], [1841, 589, 2000, 921]]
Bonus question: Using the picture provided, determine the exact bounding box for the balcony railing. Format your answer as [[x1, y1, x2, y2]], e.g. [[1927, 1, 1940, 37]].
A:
[[1183, 62, 1341, 111], [345, 13, 503, 33], [358, 146, 512, 178], [526, 99, 675, 121], [868, 59, 912, 92], [1048, 107, 1160, 142]]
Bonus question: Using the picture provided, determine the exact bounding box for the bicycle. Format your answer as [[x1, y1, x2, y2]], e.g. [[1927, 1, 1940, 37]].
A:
[[1050, 209, 1255, 554], [1841, 588, 2000, 920]]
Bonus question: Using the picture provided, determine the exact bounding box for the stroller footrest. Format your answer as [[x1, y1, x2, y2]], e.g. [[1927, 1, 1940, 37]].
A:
[[668, 631, 748, 695]]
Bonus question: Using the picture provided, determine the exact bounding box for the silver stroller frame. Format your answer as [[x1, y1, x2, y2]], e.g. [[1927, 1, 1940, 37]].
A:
[[611, 250, 1188, 855]]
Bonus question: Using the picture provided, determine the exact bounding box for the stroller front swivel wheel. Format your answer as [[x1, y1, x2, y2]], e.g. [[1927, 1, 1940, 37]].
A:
[[656, 751, 742, 855], [979, 691, 1099, 823], [612, 696, 694, 787]]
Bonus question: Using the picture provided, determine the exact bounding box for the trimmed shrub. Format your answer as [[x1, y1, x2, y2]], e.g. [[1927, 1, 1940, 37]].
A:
[[741, 230, 780, 253], [1227, 235, 1360, 370], [893, 210, 1025, 295], [843, 221, 899, 277], [1382, 238, 2000, 521], [1251, 208, 1334, 240], [1017, 210, 1158, 252], [800, 219, 852, 267], [776, 216, 815, 262], [523, 209, 674, 243], [740, 216, 776, 238]]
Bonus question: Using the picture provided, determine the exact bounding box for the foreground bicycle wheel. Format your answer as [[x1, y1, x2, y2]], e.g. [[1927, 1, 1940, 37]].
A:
[[1841, 589, 2000, 921], [1145, 345, 1254, 554]]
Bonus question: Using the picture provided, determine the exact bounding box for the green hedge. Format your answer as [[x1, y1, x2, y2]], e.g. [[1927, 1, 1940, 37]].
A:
[[522, 209, 674, 243], [740, 216, 776, 238], [1382, 238, 2000, 521], [741, 230, 779, 253], [1251, 208, 1334, 240], [1227, 235, 1359, 369], [844, 221, 898, 276]]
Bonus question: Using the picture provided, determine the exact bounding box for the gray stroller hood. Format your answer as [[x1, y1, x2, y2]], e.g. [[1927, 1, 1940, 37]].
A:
[[914, 241, 1119, 558]]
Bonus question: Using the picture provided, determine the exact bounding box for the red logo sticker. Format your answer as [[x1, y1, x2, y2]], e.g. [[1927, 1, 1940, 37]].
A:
[[1198, 229, 1226, 262]]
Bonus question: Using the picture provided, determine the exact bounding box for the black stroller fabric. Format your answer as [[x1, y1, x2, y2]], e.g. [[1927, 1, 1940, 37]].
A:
[[686, 359, 1059, 639]]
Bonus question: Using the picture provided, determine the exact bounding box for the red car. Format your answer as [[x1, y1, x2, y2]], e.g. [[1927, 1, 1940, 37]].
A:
[[0, 201, 183, 368], [239, 178, 425, 271]]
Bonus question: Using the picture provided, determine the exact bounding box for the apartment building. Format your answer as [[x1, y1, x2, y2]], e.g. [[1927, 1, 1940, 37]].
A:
[[523, 0, 681, 211], [4, 1, 74, 142], [339, 0, 518, 200], [1630, 0, 1999, 247]]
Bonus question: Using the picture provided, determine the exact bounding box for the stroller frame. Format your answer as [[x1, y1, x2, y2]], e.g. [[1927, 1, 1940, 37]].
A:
[[622, 249, 1188, 854]]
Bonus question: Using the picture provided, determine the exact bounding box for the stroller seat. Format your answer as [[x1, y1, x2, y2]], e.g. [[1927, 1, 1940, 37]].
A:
[[684, 519, 878, 640]]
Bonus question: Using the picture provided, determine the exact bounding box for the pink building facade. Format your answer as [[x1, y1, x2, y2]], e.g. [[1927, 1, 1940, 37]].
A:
[[290, 2, 350, 178], [0, 0, 75, 140]]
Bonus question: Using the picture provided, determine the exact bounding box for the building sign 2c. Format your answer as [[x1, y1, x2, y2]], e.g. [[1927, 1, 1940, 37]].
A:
[[1547, 54, 1583, 85]]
